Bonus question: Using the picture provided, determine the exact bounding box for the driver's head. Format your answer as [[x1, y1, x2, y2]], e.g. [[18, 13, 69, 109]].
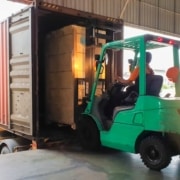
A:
[[146, 52, 152, 64]]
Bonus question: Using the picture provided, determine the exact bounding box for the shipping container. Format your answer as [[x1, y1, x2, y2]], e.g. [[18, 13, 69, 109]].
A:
[[0, 3, 123, 152]]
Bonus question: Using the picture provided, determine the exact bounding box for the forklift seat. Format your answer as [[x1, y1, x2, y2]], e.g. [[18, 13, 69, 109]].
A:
[[113, 106, 134, 119], [146, 75, 163, 96]]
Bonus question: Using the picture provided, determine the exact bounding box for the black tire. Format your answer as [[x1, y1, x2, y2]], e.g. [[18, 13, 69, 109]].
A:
[[77, 116, 100, 151], [139, 136, 171, 171], [0, 145, 11, 154]]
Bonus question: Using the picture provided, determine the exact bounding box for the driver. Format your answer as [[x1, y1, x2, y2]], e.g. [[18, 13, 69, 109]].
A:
[[117, 52, 154, 85], [117, 51, 162, 96]]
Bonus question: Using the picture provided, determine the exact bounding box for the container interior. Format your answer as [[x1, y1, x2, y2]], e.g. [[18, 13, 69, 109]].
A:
[[37, 8, 115, 136]]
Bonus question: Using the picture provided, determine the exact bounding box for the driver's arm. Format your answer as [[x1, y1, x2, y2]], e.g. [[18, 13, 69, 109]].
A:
[[117, 67, 139, 85]]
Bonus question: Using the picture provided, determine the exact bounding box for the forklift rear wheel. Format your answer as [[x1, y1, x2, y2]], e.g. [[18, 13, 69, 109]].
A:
[[139, 135, 171, 171], [0, 145, 11, 154], [77, 116, 100, 151]]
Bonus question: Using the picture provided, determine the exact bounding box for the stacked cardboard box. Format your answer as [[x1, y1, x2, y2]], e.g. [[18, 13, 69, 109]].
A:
[[44, 25, 85, 125]]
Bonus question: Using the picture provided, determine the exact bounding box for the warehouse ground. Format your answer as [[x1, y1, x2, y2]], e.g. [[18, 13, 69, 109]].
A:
[[0, 143, 180, 180]]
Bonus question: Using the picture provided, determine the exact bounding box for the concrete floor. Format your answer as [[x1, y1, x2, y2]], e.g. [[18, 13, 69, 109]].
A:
[[0, 144, 180, 180]]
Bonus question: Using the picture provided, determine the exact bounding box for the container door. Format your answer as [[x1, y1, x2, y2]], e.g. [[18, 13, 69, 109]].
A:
[[9, 7, 33, 135]]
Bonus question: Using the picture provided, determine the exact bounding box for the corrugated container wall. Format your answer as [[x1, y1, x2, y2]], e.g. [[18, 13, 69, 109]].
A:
[[38, 0, 180, 37], [0, 20, 9, 127]]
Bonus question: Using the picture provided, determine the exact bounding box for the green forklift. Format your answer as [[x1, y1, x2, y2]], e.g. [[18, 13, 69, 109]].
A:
[[77, 34, 180, 171]]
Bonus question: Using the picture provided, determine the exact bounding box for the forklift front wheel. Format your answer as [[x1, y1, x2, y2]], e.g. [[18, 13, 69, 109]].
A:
[[139, 135, 171, 171], [77, 116, 100, 151]]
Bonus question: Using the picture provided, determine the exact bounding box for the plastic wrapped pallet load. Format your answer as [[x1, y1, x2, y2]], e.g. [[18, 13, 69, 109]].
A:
[[44, 25, 85, 125]]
